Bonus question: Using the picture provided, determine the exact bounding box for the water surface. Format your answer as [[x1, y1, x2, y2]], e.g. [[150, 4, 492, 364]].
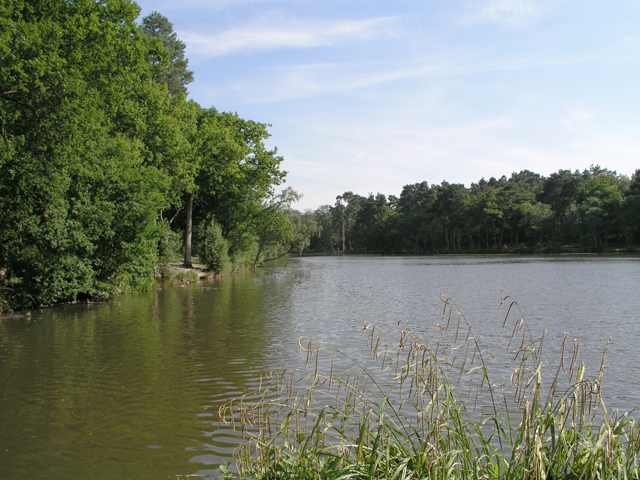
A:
[[1, 255, 639, 479]]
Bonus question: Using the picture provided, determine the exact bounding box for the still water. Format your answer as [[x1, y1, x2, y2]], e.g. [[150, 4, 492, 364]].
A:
[[1, 255, 639, 479]]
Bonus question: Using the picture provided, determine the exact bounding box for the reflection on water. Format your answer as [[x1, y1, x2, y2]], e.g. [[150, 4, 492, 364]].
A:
[[0, 255, 639, 479]]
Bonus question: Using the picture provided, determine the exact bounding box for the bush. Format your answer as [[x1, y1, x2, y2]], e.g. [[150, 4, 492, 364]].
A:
[[198, 220, 231, 274], [158, 226, 183, 264]]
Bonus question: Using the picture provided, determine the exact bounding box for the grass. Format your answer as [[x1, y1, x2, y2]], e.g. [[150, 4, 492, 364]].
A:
[[219, 293, 640, 480], [157, 264, 200, 285]]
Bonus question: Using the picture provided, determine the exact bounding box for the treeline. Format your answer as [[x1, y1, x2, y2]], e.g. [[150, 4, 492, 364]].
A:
[[0, 1, 303, 311], [306, 166, 640, 255]]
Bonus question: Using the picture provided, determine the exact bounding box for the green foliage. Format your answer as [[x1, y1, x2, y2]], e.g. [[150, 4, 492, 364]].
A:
[[289, 210, 320, 255], [177, 108, 294, 272], [0, 1, 204, 310], [574, 176, 623, 248], [517, 202, 553, 248], [141, 11, 194, 97], [198, 220, 231, 274], [110, 241, 157, 294], [622, 170, 640, 246], [307, 165, 638, 255], [193, 108, 287, 244], [157, 225, 183, 263], [0, 1, 294, 310]]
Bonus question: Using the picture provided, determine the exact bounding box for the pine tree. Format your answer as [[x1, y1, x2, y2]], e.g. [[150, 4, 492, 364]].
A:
[[141, 11, 194, 96]]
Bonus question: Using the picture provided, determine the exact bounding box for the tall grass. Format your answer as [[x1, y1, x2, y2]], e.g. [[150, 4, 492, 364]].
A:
[[219, 293, 640, 479]]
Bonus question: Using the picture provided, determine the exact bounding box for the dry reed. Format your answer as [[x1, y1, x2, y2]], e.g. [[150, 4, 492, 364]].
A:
[[218, 293, 640, 480]]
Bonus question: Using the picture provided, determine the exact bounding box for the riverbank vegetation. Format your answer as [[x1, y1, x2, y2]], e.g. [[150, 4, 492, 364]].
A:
[[0, 1, 305, 312], [221, 294, 640, 479], [306, 166, 640, 255]]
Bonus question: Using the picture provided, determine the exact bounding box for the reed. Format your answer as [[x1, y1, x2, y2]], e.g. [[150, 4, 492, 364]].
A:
[[219, 293, 640, 480]]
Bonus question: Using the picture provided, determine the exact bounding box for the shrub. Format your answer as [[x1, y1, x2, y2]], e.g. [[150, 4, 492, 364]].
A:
[[158, 226, 183, 264], [199, 220, 231, 274]]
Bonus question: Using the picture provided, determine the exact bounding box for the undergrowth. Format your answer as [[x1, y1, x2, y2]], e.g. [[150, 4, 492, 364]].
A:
[[219, 293, 640, 480], [157, 265, 199, 284]]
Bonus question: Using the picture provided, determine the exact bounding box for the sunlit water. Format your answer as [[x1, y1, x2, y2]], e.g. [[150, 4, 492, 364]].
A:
[[1, 255, 639, 479]]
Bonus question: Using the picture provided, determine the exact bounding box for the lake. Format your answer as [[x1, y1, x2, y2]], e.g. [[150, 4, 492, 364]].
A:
[[1, 255, 639, 479]]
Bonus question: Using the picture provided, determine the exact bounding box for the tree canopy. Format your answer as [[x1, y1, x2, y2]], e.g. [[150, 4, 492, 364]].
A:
[[305, 165, 640, 255], [0, 0, 297, 311], [141, 11, 194, 96]]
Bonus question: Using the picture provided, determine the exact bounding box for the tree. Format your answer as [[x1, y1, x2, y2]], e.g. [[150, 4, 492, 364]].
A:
[[185, 108, 289, 270], [397, 182, 437, 253], [353, 193, 390, 253], [0, 0, 193, 310], [433, 182, 468, 252], [334, 192, 365, 252], [465, 187, 503, 249], [309, 205, 337, 253], [251, 187, 301, 266], [517, 202, 552, 251], [141, 11, 194, 96], [539, 169, 582, 220], [288, 210, 320, 255], [574, 176, 623, 248], [193, 109, 286, 237], [621, 169, 640, 246]]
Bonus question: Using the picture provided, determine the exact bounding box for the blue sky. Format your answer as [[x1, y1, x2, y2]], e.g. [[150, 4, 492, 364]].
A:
[[134, 0, 640, 210]]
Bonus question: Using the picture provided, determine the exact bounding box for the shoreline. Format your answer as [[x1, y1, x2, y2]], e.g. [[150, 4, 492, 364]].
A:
[[301, 247, 640, 257], [0, 261, 253, 316], [3, 250, 638, 316]]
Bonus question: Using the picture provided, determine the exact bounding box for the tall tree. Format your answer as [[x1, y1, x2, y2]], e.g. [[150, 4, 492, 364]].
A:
[[288, 210, 320, 255], [574, 175, 623, 248], [141, 11, 194, 96], [187, 108, 288, 269], [433, 182, 468, 251], [622, 169, 640, 246], [397, 182, 437, 253], [0, 0, 176, 310], [251, 187, 301, 266], [465, 187, 503, 249]]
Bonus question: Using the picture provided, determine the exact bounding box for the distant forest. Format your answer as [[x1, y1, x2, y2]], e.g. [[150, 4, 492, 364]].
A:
[[303, 166, 640, 255]]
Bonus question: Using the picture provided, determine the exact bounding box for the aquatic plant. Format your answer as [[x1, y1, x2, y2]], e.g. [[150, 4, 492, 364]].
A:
[[219, 293, 640, 479]]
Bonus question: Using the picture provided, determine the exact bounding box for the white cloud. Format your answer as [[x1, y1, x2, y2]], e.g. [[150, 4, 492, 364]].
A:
[[466, 0, 559, 26], [564, 108, 595, 126], [620, 35, 640, 51], [214, 53, 587, 104], [276, 86, 640, 210], [137, 0, 292, 14], [179, 16, 402, 57]]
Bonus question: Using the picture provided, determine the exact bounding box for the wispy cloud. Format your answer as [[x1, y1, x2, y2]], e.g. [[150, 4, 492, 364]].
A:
[[286, 109, 640, 209], [217, 53, 589, 104], [179, 15, 402, 57], [138, 0, 289, 14], [465, 0, 558, 26], [565, 108, 595, 124]]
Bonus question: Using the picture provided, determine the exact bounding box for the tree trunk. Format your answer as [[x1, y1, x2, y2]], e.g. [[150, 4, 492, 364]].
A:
[[183, 193, 193, 268], [444, 225, 450, 252], [254, 240, 265, 267]]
